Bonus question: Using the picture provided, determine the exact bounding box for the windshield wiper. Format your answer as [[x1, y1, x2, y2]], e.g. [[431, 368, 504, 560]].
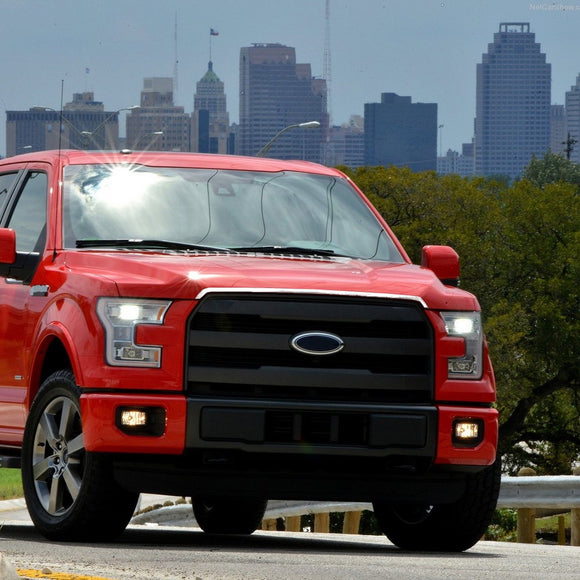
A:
[[76, 239, 233, 253], [231, 245, 344, 257]]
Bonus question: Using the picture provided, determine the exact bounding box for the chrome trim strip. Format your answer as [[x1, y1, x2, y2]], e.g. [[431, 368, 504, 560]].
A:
[[194, 287, 427, 308]]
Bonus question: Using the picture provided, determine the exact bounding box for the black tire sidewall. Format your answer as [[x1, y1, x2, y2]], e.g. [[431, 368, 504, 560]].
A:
[[192, 497, 268, 534], [22, 370, 87, 535], [373, 459, 502, 552], [22, 369, 138, 541]]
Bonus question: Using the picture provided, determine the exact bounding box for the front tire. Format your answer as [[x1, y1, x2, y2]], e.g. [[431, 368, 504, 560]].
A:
[[373, 459, 501, 552], [21, 370, 139, 541], [192, 496, 268, 534]]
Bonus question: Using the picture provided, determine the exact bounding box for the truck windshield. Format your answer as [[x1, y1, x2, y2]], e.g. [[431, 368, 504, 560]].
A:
[[62, 164, 404, 262]]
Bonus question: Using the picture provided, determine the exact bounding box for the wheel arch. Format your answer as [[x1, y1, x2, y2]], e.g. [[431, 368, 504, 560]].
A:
[[29, 329, 82, 409]]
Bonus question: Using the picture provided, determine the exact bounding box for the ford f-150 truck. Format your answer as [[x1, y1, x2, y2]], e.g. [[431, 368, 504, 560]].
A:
[[0, 149, 499, 551]]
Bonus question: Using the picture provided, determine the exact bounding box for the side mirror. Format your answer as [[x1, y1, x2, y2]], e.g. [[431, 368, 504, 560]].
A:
[[0, 229, 16, 265], [421, 245, 460, 287]]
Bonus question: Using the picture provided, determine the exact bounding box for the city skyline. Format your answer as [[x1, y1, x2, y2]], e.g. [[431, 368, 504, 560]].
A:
[[2, 0, 580, 158]]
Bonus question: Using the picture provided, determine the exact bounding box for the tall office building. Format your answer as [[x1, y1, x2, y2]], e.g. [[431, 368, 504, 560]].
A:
[[565, 74, 580, 163], [326, 116, 365, 168], [550, 104, 567, 157], [62, 92, 120, 150], [126, 78, 190, 151], [474, 23, 551, 179], [364, 93, 437, 171], [6, 92, 119, 156], [239, 44, 328, 161], [192, 61, 230, 154]]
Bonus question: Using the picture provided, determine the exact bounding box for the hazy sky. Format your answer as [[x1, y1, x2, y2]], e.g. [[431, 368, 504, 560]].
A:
[[1, 0, 580, 157]]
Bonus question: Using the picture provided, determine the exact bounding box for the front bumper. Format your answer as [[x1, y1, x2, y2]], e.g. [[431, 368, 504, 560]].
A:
[[80, 392, 498, 466]]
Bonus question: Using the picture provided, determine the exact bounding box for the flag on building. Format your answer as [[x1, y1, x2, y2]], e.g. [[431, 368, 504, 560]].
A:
[[210, 28, 219, 36]]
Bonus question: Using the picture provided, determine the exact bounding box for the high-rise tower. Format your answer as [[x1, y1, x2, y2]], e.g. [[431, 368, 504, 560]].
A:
[[474, 23, 551, 179], [565, 74, 580, 163], [192, 61, 230, 154], [238, 44, 327, 161]]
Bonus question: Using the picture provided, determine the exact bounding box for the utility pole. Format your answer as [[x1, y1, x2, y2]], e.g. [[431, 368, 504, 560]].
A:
[[562, 132, 577, 160], [323, 0, 332, 124]]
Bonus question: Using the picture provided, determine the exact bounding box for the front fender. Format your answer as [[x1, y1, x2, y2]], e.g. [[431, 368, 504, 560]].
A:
[[30, 295, 102, 399]]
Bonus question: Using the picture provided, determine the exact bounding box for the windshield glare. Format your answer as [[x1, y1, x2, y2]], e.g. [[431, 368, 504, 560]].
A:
[[63, 164, 404, 262]]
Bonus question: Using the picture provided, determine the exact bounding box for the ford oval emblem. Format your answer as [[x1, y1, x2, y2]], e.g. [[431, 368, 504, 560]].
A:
[[290, 331, 345, 356]]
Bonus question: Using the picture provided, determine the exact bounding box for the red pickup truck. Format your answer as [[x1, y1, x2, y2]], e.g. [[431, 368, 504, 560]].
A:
[[0, 150, 499, 550]]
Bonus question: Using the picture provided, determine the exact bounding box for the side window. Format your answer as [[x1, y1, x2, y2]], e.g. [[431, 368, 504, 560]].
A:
[[0, 172, 19, 218], [6, 172, 48, 253]]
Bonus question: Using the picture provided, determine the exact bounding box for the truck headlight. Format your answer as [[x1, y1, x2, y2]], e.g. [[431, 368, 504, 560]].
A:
[[97, 298, 171, 367], [441, 311, 483, 379]]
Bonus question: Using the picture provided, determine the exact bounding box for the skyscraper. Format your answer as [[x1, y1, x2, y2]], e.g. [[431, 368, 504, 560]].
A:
[[565, 74, 580, 163], [126, 78, 190, 152], [239, 44, 327, 161], [192, 61, 230, 154], [474, 23, 551, 179], [364, 93, 437, 171]]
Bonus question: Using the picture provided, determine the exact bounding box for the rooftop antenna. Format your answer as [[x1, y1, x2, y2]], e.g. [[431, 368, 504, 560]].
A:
[[55, 78, 64, 262], [173, 12, 179, 103], [58, 79, 64, 153]]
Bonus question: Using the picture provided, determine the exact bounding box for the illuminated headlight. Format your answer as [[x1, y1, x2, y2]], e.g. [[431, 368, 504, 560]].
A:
[[441, 311, 483, 379], [97, 298, 171, 367]]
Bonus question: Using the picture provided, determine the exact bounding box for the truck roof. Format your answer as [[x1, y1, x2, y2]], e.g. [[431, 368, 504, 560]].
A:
[[0, 149, 343, 176]]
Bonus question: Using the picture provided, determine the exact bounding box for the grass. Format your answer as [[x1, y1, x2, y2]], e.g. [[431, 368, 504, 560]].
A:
[[0, 469, 23, 500], [536, 512, 571, 532]]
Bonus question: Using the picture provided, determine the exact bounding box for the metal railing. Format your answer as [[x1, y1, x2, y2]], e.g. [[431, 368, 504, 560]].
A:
[[261, 471, 580, 545]]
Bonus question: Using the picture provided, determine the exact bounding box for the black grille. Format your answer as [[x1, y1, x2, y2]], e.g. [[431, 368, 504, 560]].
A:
[[264, 411, 368, 445], [186, 293, 434, 404]]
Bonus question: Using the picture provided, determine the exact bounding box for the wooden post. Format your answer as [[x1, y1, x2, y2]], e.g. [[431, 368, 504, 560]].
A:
[[342, 511, 361, 534], [262, 518, 277, 531], [558, 515, 566, 546], [517, 467, 536, 543], [285, 516, 301, 532], [314, 512, 330, 533], [572, 467, 580, 547]]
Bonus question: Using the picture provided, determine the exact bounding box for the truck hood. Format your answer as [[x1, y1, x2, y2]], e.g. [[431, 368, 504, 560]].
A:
[[63, 251, 480, 311]]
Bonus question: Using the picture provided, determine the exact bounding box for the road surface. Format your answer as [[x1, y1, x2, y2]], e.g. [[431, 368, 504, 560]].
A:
[[0, 508, 579, 579]]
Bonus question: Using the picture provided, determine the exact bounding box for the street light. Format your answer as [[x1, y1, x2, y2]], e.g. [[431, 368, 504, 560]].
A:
[[80, 106, 140, 149], [34, 105, 139, 150], [132, 131, 164, 151], [256, 121, 321, 158], [32, 106, 84, 144]]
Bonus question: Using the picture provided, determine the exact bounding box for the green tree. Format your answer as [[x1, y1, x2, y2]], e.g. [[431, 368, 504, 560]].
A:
[[522, 151, 580, 189], [343, 164, 580, 473]]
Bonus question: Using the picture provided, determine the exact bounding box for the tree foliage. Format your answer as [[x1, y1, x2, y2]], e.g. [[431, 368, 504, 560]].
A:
[[522, 151, 580, 189], [341, 162, 580, 474]]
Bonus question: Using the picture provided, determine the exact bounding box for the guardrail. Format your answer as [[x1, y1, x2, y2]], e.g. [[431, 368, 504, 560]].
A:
[[261, 471, 580, 545]]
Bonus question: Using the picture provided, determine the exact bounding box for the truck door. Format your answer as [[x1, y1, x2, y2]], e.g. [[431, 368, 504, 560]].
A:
[[0, 169, 48, 445]]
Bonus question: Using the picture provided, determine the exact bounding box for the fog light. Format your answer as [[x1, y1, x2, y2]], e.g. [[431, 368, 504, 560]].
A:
[[116, 407, 166, 437], [120, 410, 147, 427], [452, 419, 484, 447]]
